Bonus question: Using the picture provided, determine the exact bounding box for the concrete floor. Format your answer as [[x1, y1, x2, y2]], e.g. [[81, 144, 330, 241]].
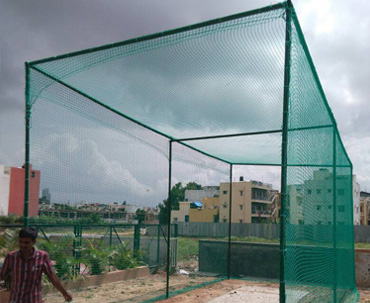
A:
[[208, 285, 279, 303], [208, 285, 311, 303]]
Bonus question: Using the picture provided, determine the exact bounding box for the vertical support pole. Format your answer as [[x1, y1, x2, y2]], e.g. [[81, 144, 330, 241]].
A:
[[109, 225, 113, 248], [280, 2, 292, 302], [157, 225, 161, 265], [332, 127, 337, 303], [227, 164, 233, 279], [166, 140, 173, 299], [24, 63, 31, 227], [134, 223, 141, 257], [73, 225, 82, 275], [174, 223, 178, 238], [350, 164, 356, 289]]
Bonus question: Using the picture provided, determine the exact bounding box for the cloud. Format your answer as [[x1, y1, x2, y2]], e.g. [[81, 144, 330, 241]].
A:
[[1, 0, 369, 200]]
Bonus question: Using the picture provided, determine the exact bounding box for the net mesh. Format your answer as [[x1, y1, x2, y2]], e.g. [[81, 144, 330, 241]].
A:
[[15, 1, 358, 302]]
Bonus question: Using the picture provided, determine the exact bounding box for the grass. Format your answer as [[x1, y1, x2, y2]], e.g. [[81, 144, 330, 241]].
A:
[[177, 237, 199, 261], [355, 242, 370, 249], [227, 236, 279, 244]]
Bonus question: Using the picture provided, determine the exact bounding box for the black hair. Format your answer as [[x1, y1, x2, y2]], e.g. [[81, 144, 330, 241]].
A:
[[19, 227, 38, 241]]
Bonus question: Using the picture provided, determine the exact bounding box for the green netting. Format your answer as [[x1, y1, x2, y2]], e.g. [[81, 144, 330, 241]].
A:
[[20, 1, 357, 302]]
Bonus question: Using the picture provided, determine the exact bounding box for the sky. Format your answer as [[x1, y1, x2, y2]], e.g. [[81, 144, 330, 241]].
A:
[[0, 0, 369, 206]]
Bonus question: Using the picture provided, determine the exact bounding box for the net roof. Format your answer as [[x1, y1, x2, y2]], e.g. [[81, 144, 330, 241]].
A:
[[27, 2, 347, 166]]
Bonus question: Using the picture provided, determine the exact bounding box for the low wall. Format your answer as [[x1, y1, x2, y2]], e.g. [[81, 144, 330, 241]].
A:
[[199, 240, 365, 288], [355, 249, 370, 288], [199, 240, 279, 279]]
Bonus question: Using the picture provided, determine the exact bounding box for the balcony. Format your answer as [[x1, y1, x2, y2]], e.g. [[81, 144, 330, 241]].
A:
[[251, 208, 272, 217]]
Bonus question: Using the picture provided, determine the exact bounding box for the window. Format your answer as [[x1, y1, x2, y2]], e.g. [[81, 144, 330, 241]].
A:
[[223, 219, 227, 223], [223, 190, 228, 195], [185, 215, 189, 222], [240, 191, 243, 196], [316, 189, 321, 194], [338, 206, 345, 212], [239, 205, 243, 210], [31, 171, 35, 178], [338, 189, 345, 196], [327, 189, 332, 193], [316, 205, 321, 211], [307, 189, 312, 194], [239, 220, 243, 223], [173, 218, 178, 222], [223, 203, 227, 209]]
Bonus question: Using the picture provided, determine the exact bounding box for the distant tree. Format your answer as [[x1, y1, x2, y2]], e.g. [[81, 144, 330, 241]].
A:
[[135, 209, 147, 224], [158, 182, 201, 224]]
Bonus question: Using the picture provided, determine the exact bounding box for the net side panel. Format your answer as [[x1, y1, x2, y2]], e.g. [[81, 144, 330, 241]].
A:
[[284, 10, 357, 303], [285, 11, 335, 303], [28, 67, 170, 302]]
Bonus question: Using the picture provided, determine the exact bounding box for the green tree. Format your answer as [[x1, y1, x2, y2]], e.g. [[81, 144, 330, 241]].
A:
[[158, 182, 201, 224], [135, 209, 147, 224]]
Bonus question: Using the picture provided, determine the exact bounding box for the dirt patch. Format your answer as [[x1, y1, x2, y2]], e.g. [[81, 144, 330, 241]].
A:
[[43, 273, 214, 303], [359, 288, 370, 302], [157, 279, 278, 303], [26, 277, 370, 302]]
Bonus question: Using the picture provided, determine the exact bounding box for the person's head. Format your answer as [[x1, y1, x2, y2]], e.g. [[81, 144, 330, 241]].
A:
[[19, 227, 38, 253]]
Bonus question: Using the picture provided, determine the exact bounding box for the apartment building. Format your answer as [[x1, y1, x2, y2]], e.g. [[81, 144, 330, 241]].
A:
[[360, 191, 370, 225], [219, 179, 276, 223], [303, 169, 357, 225], [0, 164, 40, 217]]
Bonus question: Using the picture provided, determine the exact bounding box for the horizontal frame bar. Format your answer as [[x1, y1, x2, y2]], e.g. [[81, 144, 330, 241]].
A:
[[29, 2, 285, 66], [233, 162, 351, 168], [174, 129, 282, 142], [174, 124, 333, 142]]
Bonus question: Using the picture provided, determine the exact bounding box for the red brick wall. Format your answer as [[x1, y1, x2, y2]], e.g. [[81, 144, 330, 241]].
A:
[[8, 165, 40, 217]]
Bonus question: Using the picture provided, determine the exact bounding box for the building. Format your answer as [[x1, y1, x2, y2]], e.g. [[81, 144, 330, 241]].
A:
[[302, 169, 356, 225], [353, 176, 361, 225], [360, 191, 370, 225], [171, 202, 191, 222], [41, 188, 51, 204], [0, 165, 10, 216], [185, 186, 219, 202], [0, 164, 40, 217], [287, 184, 304, 225], [189, 197, 220, 223], [219, 178, 276, 223]]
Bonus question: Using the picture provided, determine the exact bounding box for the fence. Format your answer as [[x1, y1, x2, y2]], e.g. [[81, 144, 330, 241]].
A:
[[0, 224, 175, 271], [177, 223, 370, 243]]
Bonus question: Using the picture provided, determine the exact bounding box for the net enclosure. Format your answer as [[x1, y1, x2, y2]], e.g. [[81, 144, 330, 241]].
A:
[[23, 1, 358, 302]]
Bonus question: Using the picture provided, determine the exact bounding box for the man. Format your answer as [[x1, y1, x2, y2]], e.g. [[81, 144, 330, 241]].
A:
[[0, 227, 73, 302]]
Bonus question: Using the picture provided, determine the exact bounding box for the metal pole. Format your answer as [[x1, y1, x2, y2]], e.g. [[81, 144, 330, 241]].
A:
[[24, 63, 31, 227], [109, 226, 113, 248], [280, 1, 292, 302], [350, 164, 356, 289], [227, 164, 233, 279], [332, 127, 337, 303], [157, 225, 161, 266], [166, 140, 173, 298], [134, 223, 141, 257]]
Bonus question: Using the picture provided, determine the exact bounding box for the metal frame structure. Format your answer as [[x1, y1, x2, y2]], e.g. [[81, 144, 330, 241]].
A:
[[23, 1, 356, 302]]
